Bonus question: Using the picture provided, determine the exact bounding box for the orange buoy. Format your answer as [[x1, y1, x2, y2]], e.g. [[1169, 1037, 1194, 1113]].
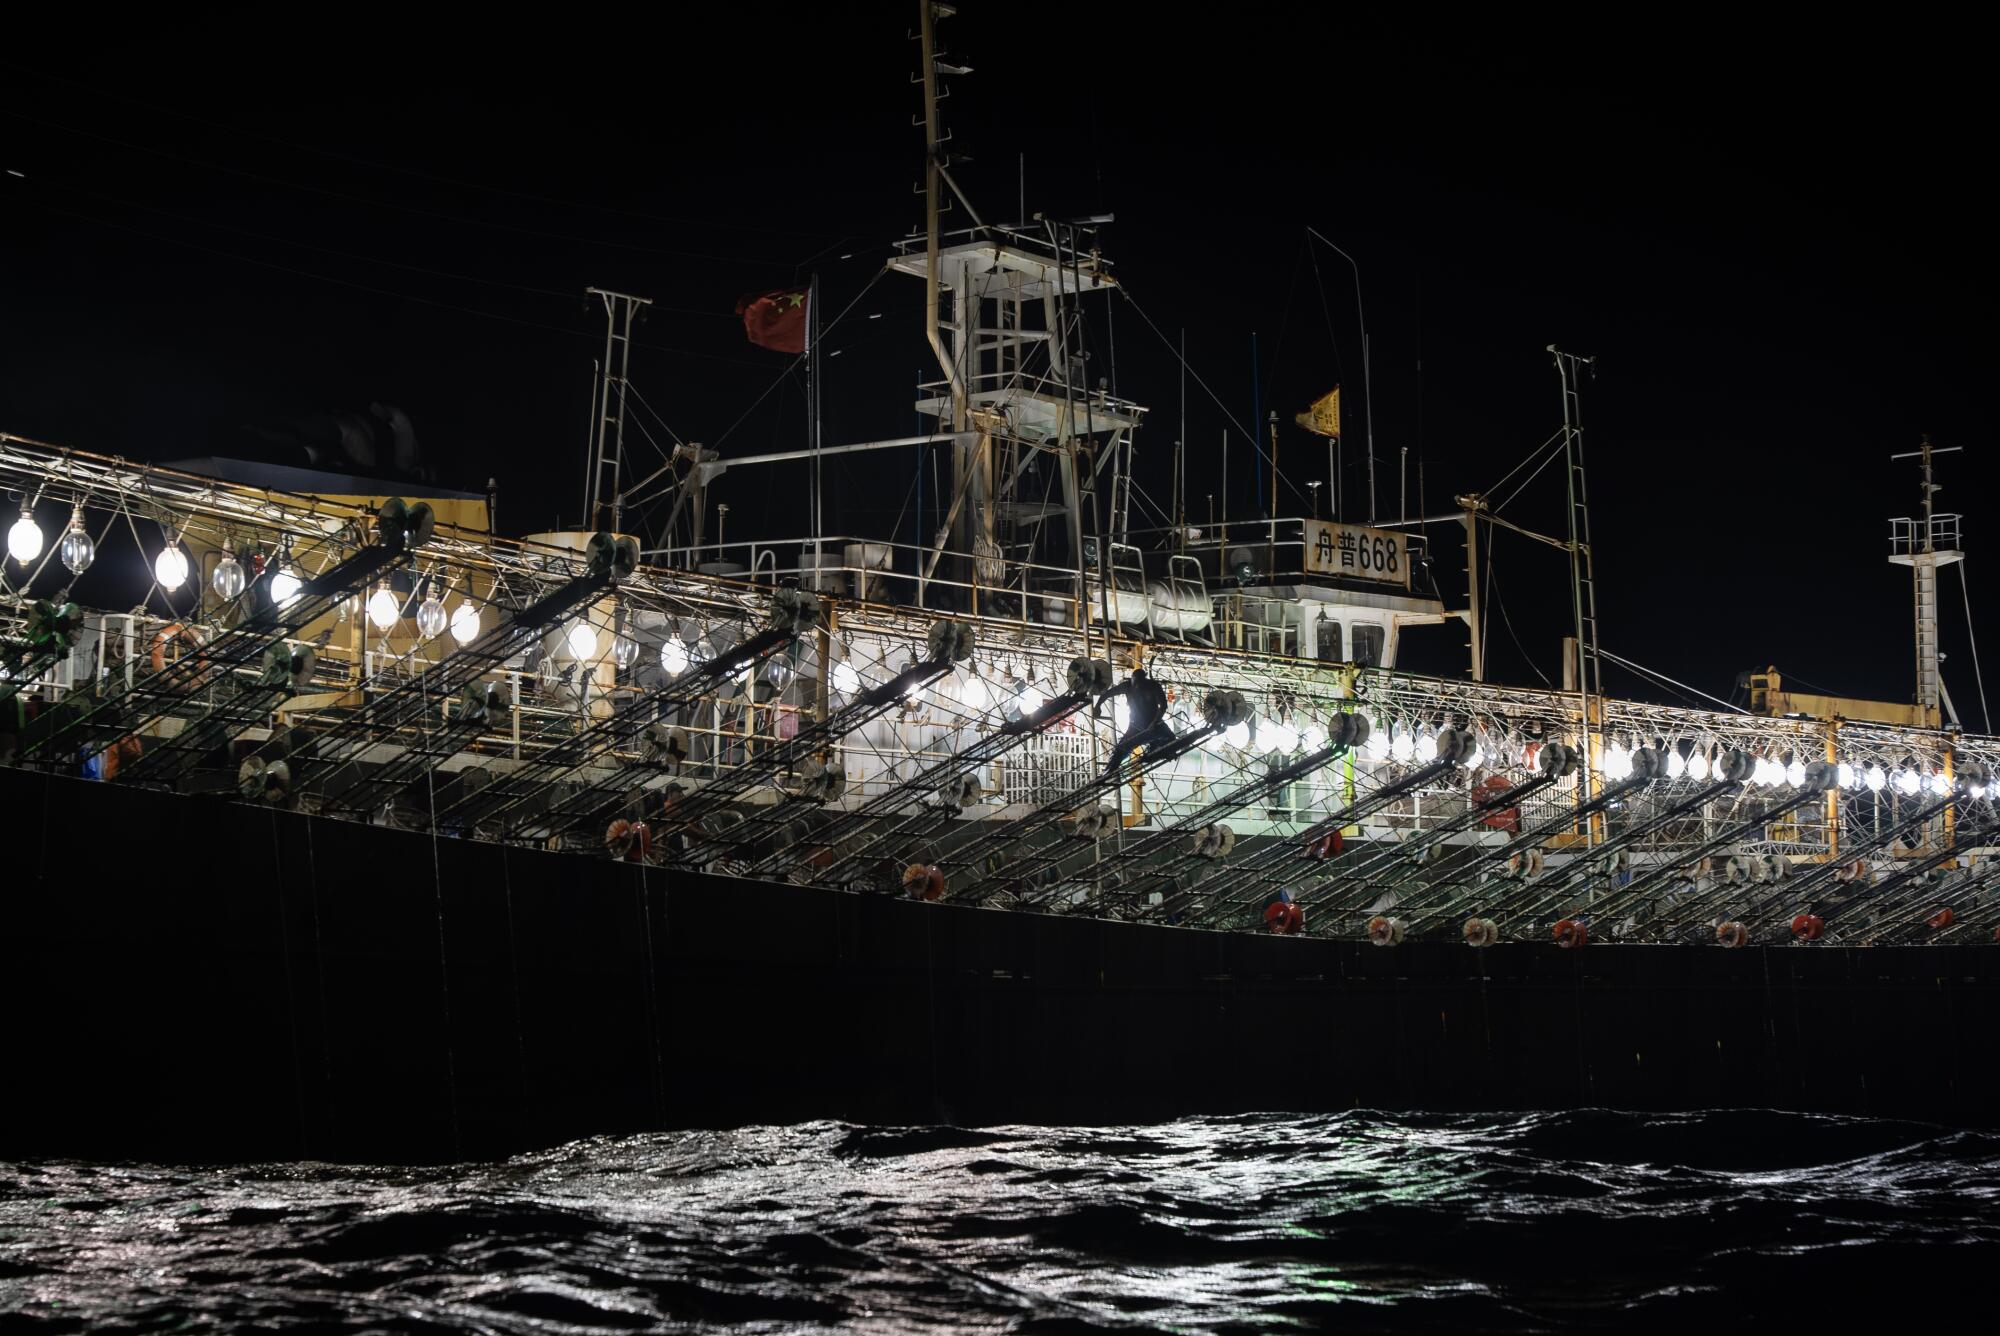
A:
[[1552, 917, 1588, 949], [1266, 902, 1303, 934], [1715, 920, 1750, 948], [1366, 914, 1404, 947], [1927, 906, 1956, 931], [1790, 913, 1825, 941], [902, 862, 945, 900], [1474, 775, 1520, 831]]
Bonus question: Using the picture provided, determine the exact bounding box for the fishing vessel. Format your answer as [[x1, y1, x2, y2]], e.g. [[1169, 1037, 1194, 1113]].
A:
[[3, 5, 1996, 1161]]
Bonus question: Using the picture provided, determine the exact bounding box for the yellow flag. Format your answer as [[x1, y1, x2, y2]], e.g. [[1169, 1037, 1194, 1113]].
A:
[[1295, 385, 1341, 439]]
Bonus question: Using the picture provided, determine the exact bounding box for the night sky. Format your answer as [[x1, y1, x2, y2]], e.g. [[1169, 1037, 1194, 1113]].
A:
[[3, 7, 1989, 720]]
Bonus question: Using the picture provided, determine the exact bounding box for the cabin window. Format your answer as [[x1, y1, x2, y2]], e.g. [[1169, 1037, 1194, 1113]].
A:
[[1351, 623, 1386, 667], [1315, 617, 1343, 662]]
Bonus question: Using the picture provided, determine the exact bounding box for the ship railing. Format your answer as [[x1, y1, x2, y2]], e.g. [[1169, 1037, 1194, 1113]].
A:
[[642, 530, 1213, 640], [1888, 513, 1962, 557]]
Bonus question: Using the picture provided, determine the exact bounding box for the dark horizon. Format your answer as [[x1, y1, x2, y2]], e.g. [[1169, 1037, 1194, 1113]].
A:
[[2, 7, 1989, 719]]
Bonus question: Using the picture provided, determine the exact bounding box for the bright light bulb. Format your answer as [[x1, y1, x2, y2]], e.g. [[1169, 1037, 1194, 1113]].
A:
[[766, 656, 793, 688], [1268, 719, 1300, 753], [1837, 762, 1856, 790], [211, 556, 246, 600], [1929, 771, 1952, 797], [1366, 725, 1391, 761], [270, 569, 303, 608], [450, 601, 481, 646], [7, 510, 44, 564], [831, 660, 859, 695], [613, 632, 641, 669], [658, 637, 690, 675], [565, 622, 598, 660], [1667, 750, 1687, 779], [1017, 683, 1047, 715], [963, 673, 990, 710], [367, 587, 399, 631], [1786, 760, 1807, 787], [416, 595, 448, 639], [1224, 719, 1252, 750], [59, 516, 94, 574], [1973, 784, 1988, 799], [153, 544, 190, 592], [1893, 768, 1920, 796], [1301, 722, 1328, 752], [1112, 697, 1132, 732], [1689, 752, 1711, 781], [1391, 729, 1415, 762], [1415, 730, 1438, 762], [1865, 763, 1887, 792]]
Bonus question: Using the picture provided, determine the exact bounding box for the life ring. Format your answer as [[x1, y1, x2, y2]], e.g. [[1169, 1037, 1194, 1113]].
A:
[[1366, 914, 1404, 947], [1790, 913, 1825, 941], [1462, 916, 1499, 948], [1715, 920, 1750, 948], [148, 623, 209, 680], [1552, 917, 1588, 948], [1506, 848, 1545, 879], [902, 862, 945, 901], [1927, 906, 1955, 931]]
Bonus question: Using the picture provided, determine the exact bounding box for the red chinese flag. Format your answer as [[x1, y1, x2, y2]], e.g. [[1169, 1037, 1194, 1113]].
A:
[[736, 288, 809, 353]]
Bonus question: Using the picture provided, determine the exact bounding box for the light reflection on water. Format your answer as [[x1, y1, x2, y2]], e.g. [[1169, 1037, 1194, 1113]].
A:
[[4, 1111, 1998, 1331]]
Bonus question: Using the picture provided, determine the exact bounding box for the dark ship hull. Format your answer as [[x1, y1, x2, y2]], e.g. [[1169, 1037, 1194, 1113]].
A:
[[7, 763, 1995, 1165]]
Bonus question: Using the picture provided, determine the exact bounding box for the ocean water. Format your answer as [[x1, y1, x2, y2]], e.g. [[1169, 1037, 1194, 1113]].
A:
[[3, 1111, 1997, 1332]]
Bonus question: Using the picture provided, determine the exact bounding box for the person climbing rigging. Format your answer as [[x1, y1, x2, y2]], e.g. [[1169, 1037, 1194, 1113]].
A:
[[1096, 667, 1174, 778]]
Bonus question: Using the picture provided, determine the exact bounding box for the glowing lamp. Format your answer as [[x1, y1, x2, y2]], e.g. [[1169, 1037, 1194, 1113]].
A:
[[367, 587, 400, 631], [7, 508, 43, 564], [450, 601, 481, 646], [831, 659, 859, 695], [154, 544, 190, 593], [565, 622, 598, 660]]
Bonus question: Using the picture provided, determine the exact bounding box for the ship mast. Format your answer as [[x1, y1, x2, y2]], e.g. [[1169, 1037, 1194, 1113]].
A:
[[900, 0, 1141, 629], [1888, 436, 1964, 728], [1551, 346, 1603, 843]]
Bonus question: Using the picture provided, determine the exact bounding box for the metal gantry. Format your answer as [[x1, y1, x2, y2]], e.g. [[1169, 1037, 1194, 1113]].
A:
[[5, 434, 2000, 949]]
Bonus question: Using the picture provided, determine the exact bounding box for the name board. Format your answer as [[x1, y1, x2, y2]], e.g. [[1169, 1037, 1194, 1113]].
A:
[[1305, 521, 1409, 587]]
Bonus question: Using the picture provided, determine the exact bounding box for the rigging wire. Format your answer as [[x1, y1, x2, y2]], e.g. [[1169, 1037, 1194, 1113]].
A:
[[1118, 287, 1312, 513], [1959, 560, 1992, 734], [1598, 647, 1749, 714]]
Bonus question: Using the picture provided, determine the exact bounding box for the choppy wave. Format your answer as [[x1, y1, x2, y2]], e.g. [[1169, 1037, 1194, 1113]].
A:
[[5, 1110, 1999, 1331]]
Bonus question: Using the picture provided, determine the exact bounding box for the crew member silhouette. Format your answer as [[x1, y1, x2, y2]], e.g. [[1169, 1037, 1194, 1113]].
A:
[[1096, 667, 1174, 778]]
